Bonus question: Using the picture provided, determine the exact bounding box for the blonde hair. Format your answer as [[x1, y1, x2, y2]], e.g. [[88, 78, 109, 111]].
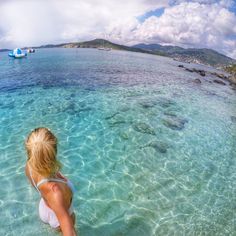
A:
[[25, 127, 61, 177]]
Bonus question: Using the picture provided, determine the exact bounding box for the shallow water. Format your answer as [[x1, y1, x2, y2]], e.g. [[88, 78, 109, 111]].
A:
[[0, 48, 235, 235]]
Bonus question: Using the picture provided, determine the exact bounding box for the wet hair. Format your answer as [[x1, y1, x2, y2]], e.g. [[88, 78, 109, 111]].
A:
[[25, 127, 61, 177]]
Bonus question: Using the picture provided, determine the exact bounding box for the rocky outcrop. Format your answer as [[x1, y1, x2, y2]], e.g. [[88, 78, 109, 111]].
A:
[[210, 72, 228, 80], [213, 79, 226, 85], [193, 78, 201, 84], [224, 65, 236, 85], [182, 66, 206, 76], [229, 75, 236, 85], [178, 64, 233, 84]]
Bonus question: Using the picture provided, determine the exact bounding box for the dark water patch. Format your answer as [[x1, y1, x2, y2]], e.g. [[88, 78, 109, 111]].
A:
[[231, 116, 236, 123], [23, 99, 34, 106], [202, 161, 217, 180], [193, 78, 202, 84], [108, 114, 126, 126], [139, 99, 157, 109], [105, 112, 120, 120], [133, 122, 156, 135], [157, 97, 176, 108], [162, 117, 188, 130], [163, 111, 178, 117], [119, 106, 130, 112], [0, 101, 15, 110]]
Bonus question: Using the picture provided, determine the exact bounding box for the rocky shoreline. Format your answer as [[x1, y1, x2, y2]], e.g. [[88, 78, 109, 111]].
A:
[[178, 64, 236, 87]]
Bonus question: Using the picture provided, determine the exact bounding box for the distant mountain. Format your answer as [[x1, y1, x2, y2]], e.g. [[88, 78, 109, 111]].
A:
[[39, 39, 145, 53], [133, 43, 235, 67], [0, 49, 10, 52], [38, 39, 166, 56], [3, 39, 233, 67]]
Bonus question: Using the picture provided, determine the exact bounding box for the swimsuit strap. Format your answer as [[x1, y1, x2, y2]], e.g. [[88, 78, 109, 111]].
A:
[[29, 166, 41, 194], [28, 164, 74, 194], [37, 178, 67, 189], [37, 178, 75, 194]]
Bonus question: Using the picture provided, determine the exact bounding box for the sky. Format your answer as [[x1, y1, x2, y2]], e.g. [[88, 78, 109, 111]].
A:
[[0, 0, 236, 58]]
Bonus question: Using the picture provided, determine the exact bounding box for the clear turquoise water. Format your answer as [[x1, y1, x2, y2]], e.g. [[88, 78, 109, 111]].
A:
[[0, 48, 235, 235]]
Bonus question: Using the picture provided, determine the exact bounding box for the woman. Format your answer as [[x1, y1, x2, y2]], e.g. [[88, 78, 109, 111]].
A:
[[25, 127, 77, 236]]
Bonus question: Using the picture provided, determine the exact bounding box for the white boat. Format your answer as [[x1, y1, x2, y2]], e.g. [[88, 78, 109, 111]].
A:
[[8, 48, 27, 58], [98, 47, 111, 51], [27, 48, 35, 53]]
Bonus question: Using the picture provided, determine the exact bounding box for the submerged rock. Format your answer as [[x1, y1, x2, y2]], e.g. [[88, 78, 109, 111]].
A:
[[119, 106, 130, 112], [185, 67, 206, 76], [198, 70, 205, 77], [192, 68, 206, 76], [157, 97, 176, 108], [0, 101, 15, 110], [139, 100, 157, 109], [108, 117, 126, 126], [185, 68, 194, 73], [231, 116, 236, 123], [133, 122, 156, 135], [162, 117, 188, 130], [213, 79, 226, 85], [163, 111, 177, 117], [119, 131, 129, 140], [105, 112, 119, 120], [24, 99, 34, 106], [211, 72, 228, 80], [193, 78, 201, 84], [145, 140, 169, 153]]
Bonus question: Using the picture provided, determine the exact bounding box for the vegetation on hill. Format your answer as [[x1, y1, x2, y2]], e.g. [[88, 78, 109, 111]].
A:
[[25, 39, 236, 68], [39, 39, 166, 56], [224, 64, 236, 84], [133, 43, 235, 67]]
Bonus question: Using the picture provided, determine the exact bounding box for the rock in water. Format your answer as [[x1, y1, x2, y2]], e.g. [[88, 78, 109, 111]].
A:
[[162, 117, 188, 130], [119, 131, 129, 140], [213, 79, 226, 85], [108, 115, 126, 126], [133, 122, 156, 135], [231, 116, 236, 123], [147, 140, 169, 153], [193, 79, 201, 84], [199, 70, 205, 76], [139, 100, 157, 109], [211, 72, 228, 80], [163, 111, 177, 117], [157, 97, 176, 108]]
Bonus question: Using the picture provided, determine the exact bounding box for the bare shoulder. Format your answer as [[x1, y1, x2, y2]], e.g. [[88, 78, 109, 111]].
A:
[[25, 163, 30, 179], [44, 184, 67, 211], [40, 182, 63, 201]]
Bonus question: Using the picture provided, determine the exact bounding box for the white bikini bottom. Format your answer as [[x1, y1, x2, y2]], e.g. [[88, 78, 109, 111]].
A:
[[39, 198, 74, 228]]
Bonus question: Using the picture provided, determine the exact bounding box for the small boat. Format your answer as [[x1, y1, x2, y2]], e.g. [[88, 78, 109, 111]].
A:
[[27, 48, 35, 53], [98, 47, 111, 51], [8, 48, 27, 58]]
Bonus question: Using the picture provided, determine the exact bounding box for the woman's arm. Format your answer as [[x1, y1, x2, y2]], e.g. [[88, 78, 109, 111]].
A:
[[46, 185, 77, 236]]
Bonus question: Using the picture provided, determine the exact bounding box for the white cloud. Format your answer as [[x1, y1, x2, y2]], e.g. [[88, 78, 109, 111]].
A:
[[127, 2, 236, 58], [0, 0, 168, 47], [0, 0, 235, 59]]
